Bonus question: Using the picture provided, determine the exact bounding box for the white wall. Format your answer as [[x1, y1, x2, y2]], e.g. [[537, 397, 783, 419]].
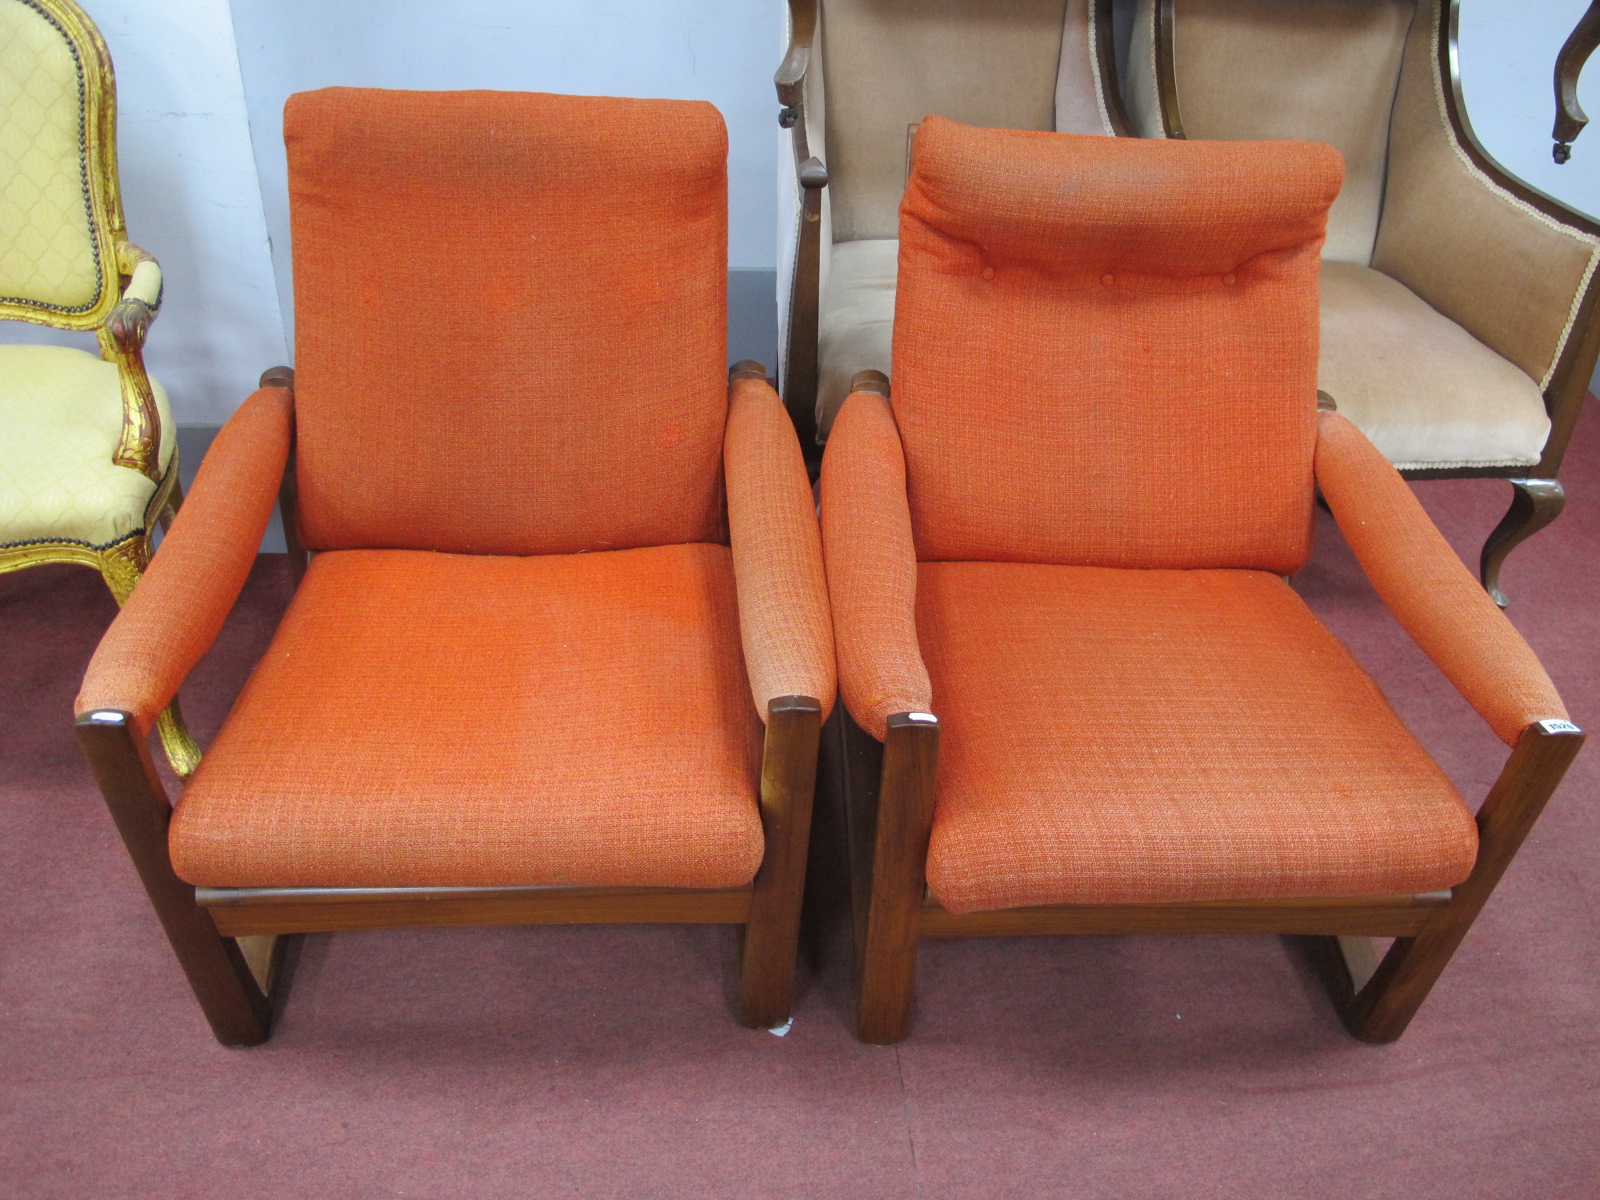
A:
[[10, 0, 287, 425]]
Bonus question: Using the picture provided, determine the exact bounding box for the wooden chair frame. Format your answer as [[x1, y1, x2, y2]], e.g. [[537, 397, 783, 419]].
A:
[[76, 366, 825, 1047], [773, 0, 1132, 468], [1, 0, 199, 775], [1144, 0, 1600, 606], [835, 374, 1586, 1046]]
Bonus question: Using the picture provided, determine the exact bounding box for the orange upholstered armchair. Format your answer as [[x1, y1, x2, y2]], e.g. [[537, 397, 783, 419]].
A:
[[73, 90, 834, 1046], [821, 117, 1582, 1045]]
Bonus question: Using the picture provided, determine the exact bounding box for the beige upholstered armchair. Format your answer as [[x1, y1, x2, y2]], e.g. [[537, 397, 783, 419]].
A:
[[1126, 0, 1600, 605], [0, 0, 198, 773], [776, 0, 1130, 458]]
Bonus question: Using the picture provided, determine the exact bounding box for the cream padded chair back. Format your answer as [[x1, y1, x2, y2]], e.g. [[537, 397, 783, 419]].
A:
[[1136, 0, 1414, 265], [821, 0, 1100, 243], [0, 0, 112, 317]]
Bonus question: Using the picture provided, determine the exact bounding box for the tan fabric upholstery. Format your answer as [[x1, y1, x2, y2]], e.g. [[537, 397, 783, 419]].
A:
[[817, 239, 897, 439], [1054, 0, 1116, 137], [1124, 0, 1165, 138], [0, 344, 174, 547], [1319, 262, 1549, 469], [1169, 0, 1414, 265], [820, 0, 1069, 242], [1373, 2, 1600, 389], [0, 0, 104, 310]]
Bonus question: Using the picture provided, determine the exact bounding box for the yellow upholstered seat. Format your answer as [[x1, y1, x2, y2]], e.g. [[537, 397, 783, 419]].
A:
[[0, 343, 175, 547]]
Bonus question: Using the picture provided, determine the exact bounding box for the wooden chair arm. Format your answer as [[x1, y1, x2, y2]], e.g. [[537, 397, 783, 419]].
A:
[[106, 242, 165, 480]]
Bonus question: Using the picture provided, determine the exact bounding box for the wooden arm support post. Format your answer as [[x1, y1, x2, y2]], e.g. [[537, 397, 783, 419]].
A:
[[1340, 718, 1584, 1042], [1554, 1, 1600, 162], [741, 695, 825, 1029], [75, 710, 274, 1047]]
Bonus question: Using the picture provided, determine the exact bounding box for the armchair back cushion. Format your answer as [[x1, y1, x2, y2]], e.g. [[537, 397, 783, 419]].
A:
[[893, 117, 1339, 572], [286, 88, 729, 556], [1165, 0, 1413, 265], [0, 0, 114, 318]]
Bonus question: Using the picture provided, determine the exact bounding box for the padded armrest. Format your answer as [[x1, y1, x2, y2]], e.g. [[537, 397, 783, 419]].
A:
[[819, 390, 932, 741], [76, 386, 295, 735], [107, 243, 163, 351], [724, 376, 836, 721], [1314, 411, 1567, 745]]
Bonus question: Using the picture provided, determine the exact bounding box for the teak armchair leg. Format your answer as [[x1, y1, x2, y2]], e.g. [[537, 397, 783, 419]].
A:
[[855, 711, 940, 1046], [1481, 478, 1564, 608], [75, 710, 273, 1047], [740, 696, 823, 1029], [1338, 719, 1583, 1043]]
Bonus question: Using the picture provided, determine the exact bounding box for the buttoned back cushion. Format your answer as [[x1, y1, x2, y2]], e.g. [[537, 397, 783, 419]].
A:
[[287, 88, 729, 555], [893, 117, 1339, 572]]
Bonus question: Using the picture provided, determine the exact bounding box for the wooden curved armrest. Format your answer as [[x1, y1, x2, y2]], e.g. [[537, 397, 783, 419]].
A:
[[819, 389, 932, 742], [776, 0, 818, 105], [1314, 412, 1568, 746], [77, 386, 295, 736], [107, 243, 166, 480], [1554, 1, 1600, 162]]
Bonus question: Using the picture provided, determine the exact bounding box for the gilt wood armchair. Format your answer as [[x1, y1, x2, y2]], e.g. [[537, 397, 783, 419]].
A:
[[1, 0, 198, 774], [821, 117, 1581, 1045], [774, 0, 1131, 459], [1126, 0, 1600, 605], [73, 89, 835, 1046]]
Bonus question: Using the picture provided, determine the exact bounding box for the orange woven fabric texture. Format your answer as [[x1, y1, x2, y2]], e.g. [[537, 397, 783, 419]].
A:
[[76, 387, 293, 733], [286, 88, 729, 556], [724, 376, 836, 720], [893, 117, 1341, 572], [918, 561, 1479, 913], [819, 391, 932, 741], [1315, 411, 1567, 745], [169, 544, 765, 889]]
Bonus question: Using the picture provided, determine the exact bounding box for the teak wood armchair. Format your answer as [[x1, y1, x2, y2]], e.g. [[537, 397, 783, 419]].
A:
[[74, 90, 835, 1046], [821, 117, 1582, 1046], [774, 0, 1131, 462], [1125, 0, 1600, 605], [0, 0, 199, 775]]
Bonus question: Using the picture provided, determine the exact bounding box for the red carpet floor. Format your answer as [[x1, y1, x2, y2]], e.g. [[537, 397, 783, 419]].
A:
[[4, 404, 1598, 1198]]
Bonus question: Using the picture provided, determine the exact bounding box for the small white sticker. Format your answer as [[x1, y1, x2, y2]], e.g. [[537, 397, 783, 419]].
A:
[[906, 712, 938, 724], [1539, 719, 1581, 735]]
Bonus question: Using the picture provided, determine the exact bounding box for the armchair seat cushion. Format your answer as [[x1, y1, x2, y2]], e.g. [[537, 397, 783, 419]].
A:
[[917, 560, 1478, 914], [169, 543, 766, 889], [1318, 262, 1550, 471], [817, 239, 898, 441], [0, 344, 175, 547]]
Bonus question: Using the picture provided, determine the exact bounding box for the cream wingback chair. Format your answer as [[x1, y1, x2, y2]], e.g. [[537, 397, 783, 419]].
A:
[[1126, 0, 1600, 605], [776, 0, 1130, 458], [1, 0, 197, 773]]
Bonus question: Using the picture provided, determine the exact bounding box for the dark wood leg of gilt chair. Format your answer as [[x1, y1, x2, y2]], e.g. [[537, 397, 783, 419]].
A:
[[1481, 477, 1564, 608], [740, 696, 824, 1029], [1339, 719, 1583, 1043], [856, 712, 940, 1045], [75, 710, 274, 1047]]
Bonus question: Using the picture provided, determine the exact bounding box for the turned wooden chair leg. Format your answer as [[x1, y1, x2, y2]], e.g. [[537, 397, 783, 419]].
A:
[[76, 710, 273, 1046], [740, 696, 823, 1029], [856, 712, 940, 1045], [1339, 719, 1583, 1042], [1481, 478, 1564, 608]]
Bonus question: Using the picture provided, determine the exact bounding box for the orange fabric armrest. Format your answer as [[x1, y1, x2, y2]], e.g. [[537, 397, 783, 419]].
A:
[[76, 387, 295, 734], [819, 391, 932, 741], [724, 376, 836, 720], [1314, 411, 1567, 745]]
